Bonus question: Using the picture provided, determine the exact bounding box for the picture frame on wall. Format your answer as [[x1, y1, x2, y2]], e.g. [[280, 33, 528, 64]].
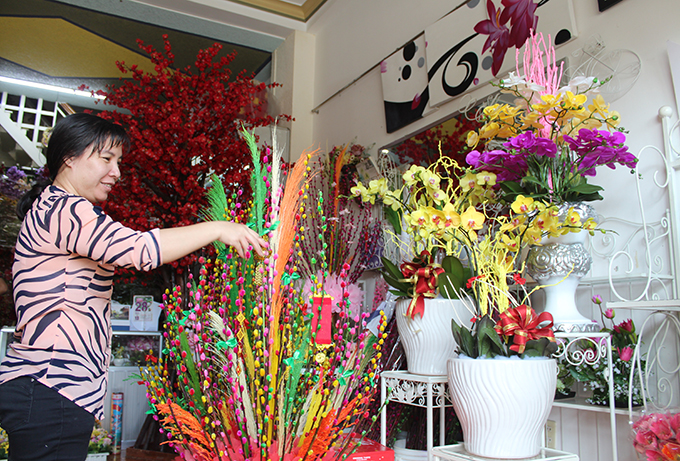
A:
[[598, 0, 624, 12], [110, 300, 130, 331]]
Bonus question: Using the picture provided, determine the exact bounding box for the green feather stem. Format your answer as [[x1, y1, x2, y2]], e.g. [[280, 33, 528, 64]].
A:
[[179, 330, 205, 413], [241, 125, 265, 235], [204, 173, 229, 259]]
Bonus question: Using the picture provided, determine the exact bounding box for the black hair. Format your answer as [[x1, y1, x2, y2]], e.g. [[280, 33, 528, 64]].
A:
[[16, 113, 130, 219]]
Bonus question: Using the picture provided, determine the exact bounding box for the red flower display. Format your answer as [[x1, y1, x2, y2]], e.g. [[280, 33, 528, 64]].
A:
[[395, 113, 481, 167], [84, 35, 288, 276]]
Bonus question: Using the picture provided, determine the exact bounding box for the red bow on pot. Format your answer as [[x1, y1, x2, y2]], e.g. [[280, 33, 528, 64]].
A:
[[495, 305, 555, 354], [400, 251, 444, 320]]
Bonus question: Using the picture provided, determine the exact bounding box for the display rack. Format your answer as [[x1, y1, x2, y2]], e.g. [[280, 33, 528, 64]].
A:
[[431, 444, 579, 461], [380, 370, 453, 461]]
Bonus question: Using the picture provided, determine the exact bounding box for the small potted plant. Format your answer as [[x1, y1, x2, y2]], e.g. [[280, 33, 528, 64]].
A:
[[112, 345, 128, 367], [87, 420, 112, 460]]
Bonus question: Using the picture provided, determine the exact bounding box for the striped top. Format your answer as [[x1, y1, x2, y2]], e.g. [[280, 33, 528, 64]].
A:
[[0, 185, 162, 419]]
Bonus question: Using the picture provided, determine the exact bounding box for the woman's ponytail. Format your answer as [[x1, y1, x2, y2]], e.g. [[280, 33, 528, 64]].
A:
[[16, 179, 51, 220]]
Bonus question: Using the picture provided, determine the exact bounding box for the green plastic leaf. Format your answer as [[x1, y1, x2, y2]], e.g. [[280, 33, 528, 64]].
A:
[[499, 181, 525, 193], [384, 206, 402, 235], [476, 315, 505, 358], [451, 319, 476, 357], [381, 257, 405, 280], [570, 183, 604, 194], [438, 273, 461, 299]]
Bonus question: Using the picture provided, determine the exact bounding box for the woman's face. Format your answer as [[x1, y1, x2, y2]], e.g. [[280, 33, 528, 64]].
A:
[[57, 140, 123, 203]]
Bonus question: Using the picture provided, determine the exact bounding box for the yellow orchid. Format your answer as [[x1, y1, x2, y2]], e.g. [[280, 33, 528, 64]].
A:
[[466, 130, 480, 148], [511, 195, 535, 214], [381, 189, 403, 211], [420, 169, 441, 191], [367, 178, 389, 197], [460, 172, 479, 192], [499, 214, 526, 232], [442, 202, 461, 229], [533, 209, 560, 234], [460, 206, 485, 232], [499, 233, 520, 252], [350, 182, 374, 204], [476, 171, 496, 186], [403, 165, 426, 186]]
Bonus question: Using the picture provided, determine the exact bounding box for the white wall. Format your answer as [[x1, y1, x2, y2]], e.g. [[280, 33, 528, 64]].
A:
[[306, 0, 680, 195], [301, 1, 680, 460]]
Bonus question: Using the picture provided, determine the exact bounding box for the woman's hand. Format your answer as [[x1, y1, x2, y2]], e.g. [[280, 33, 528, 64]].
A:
[[216, 222, 268, 258]]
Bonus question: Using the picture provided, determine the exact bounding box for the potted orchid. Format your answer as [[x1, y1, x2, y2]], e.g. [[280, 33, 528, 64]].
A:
[[446, 264, 559, 459], [464, 31, 635, 331], [351, 152, 591, 376], [464, 32, 638, 206], [563, 296, 645, 407]]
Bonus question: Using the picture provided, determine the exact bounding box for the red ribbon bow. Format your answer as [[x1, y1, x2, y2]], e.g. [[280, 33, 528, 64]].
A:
[[400, 251, 445, 320], [494, 305, 555, 353]]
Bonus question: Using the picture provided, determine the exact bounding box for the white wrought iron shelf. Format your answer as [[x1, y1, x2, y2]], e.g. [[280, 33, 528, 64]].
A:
[[605, 300, 680, 311], [552, 397, 642, 416]]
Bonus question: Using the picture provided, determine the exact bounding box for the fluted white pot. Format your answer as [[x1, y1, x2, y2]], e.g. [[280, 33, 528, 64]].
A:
[[447, 357, 557, 458], [396, 297, 469, 376]]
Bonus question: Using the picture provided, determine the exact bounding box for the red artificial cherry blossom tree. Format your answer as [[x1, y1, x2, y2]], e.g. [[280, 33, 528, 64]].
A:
[[86, 35, 288, 291]]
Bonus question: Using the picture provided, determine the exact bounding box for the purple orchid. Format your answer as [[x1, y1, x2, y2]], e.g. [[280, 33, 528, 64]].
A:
[[563, 129, 638, 176], [466, 148, 528, 182], [503, 131, 558, 157]]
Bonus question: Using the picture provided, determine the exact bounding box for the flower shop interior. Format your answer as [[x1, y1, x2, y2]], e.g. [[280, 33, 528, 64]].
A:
[[1, 0, 680, 461]]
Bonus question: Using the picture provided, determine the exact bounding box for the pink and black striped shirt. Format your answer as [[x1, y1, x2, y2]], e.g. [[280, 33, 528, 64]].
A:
[[0, 185, 162, 419]]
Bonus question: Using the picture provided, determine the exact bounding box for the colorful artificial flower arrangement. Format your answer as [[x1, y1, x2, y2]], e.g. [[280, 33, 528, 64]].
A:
[[465, 31, 638, 205], [88, 420, 113, 454], [632, 412, 680, 461], [563, 296, 645, 406], [139, 130, 388, 461]]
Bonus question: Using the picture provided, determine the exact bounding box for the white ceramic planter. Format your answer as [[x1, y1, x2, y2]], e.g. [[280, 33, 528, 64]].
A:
[[86, 453, 109, 461], [447, 357, 557, 459], [526, 203, 599, 332], [396, 297, 470, 376]]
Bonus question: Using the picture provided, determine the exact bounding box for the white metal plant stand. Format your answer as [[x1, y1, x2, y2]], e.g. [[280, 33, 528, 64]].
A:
[[431, 444, 579, 461], [380, 370, 453, 461], [551, 332, 616, 461]]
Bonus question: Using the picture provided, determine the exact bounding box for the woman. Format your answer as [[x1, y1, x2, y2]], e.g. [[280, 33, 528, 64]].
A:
[[0, 113, 266, 460]]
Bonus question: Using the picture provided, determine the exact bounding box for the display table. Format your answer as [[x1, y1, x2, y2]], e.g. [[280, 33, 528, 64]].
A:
[[380, 371, 453, 461], [430, 444, 579, 461]]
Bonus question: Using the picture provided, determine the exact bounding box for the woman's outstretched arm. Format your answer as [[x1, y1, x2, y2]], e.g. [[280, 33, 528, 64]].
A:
[[159, 221, 267, 263]]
